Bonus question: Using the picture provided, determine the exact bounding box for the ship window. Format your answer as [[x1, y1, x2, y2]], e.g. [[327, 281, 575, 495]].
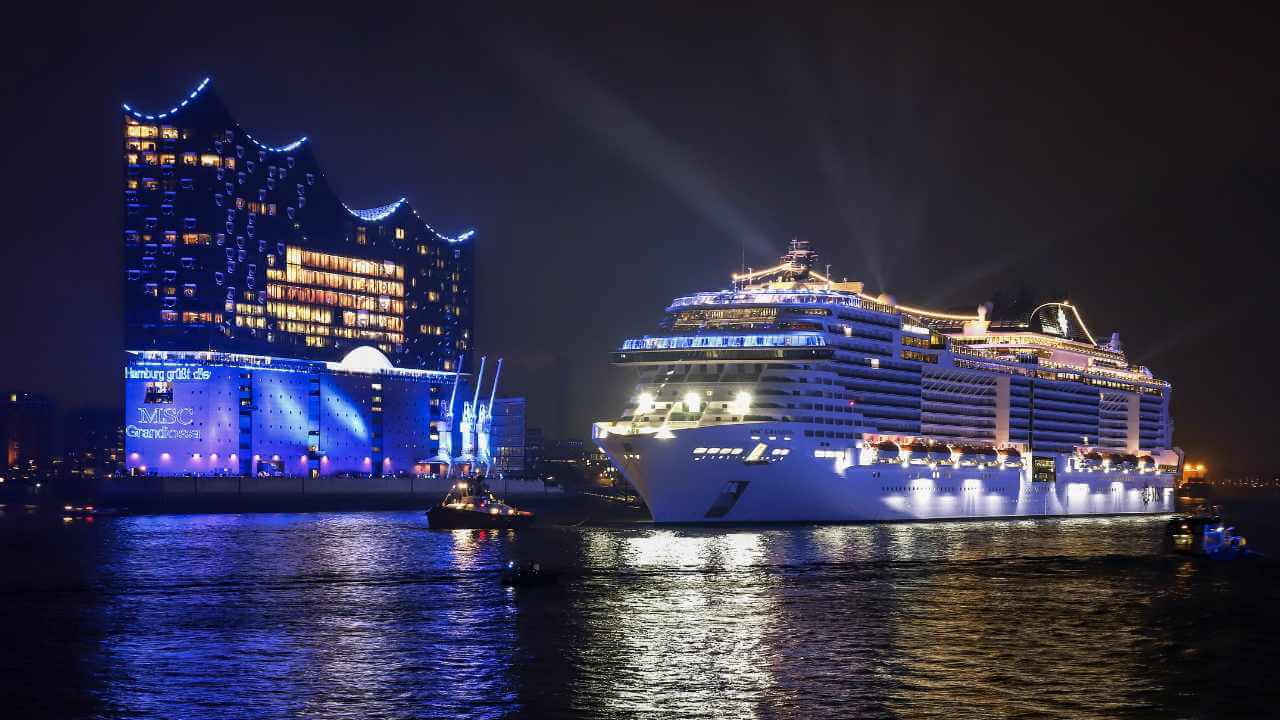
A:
[[692, 448, 707, 454]]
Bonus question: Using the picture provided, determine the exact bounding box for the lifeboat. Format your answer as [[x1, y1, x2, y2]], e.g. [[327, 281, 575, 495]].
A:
[[957, 446, 982, 466], [1137, 455, 1155, 472], [907, 442, 931, 463], [998, 448, 1023, 468], [1078, 451, 1104, 470], [875, 440, 900, 463], [976, 447, 999, 465], [928, 444, 952, 464]]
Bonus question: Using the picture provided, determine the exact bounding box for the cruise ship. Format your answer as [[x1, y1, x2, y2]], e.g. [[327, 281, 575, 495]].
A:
[[593, 241, 1181, 523]]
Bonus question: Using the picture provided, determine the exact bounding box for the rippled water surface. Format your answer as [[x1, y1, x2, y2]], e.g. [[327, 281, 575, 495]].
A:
[[3, 506, 1278, 719]]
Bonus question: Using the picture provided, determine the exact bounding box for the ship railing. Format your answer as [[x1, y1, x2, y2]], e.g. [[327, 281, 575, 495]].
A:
[[667, 290, 899, 315]]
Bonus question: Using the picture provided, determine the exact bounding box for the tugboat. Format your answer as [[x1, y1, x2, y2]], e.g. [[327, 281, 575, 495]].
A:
[[426, 475, 535, 530], [1165, 508, 1257, 560]]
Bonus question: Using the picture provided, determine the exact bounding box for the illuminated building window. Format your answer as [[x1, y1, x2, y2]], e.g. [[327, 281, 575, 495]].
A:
[[143, 381, 174, 403], [200, 153, 221, 168], [395, 227, 405, 239], [182, 152, 197, 166], [160, 126, 179, 139], [159, 154, 176, 166]]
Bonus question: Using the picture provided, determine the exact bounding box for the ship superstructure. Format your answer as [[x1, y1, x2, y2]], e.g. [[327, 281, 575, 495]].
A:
[[593, 241, 1179, 522]]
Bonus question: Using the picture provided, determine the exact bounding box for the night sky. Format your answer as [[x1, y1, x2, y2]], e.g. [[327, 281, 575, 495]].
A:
[[1, 4, 1276, 471]]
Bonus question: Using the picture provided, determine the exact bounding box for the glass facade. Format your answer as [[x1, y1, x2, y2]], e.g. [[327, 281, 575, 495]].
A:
[[121, 79, 476, 478], [490, 397, 527, 479], [123, 79, 472, 372]]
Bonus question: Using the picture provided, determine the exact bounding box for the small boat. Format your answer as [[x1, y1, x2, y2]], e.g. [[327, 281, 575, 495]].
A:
[[61, 504, 115, 518], [426, 477, 534, 530], [500, 561, 557, 587], [1165, 510, 1258, 560]]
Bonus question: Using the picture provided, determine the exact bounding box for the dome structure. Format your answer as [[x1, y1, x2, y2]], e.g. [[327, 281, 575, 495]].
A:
[[338, 346, 394, 372]]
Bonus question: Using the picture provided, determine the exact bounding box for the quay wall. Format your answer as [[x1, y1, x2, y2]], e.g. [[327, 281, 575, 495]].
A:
[[96, 476, 562, 513]]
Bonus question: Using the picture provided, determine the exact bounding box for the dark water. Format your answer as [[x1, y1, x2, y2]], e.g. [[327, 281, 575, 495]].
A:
[[3, 502, 1279, 719]]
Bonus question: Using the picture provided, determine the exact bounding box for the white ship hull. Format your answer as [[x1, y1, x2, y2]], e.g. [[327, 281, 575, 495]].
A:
[[595, 423, 1175, 524]]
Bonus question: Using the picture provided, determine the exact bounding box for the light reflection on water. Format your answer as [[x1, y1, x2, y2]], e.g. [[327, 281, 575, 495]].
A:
[[2, 510, 1278, 718]]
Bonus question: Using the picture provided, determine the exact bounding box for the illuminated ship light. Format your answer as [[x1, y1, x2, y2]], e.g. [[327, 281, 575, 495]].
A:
[[593, 239, 1180, 523]]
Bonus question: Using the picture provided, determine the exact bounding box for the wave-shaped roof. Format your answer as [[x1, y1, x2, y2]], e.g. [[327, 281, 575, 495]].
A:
[[344, 198, 406, 222], [122, 76, 474, 242], [121, 77, 211, 121]]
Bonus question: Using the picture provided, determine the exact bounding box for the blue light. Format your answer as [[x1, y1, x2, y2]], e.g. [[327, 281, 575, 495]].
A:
[[243, 131, 309, 153], [122, 77, 211, 119], [343, 200, 473, 242], [620, 333, 826, 351], [408, 206, 475, 244], [344, 198, 407, 222], [121, 77, 309, 153]]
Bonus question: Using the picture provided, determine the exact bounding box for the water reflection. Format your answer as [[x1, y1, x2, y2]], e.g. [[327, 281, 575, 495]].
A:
[[586, 530, 776, 718], [2, 511, 1278, 718]]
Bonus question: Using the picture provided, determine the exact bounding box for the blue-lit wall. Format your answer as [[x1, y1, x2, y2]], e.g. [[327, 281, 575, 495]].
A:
[[124, 354, 453, 477], [123, 363, 241, 475]]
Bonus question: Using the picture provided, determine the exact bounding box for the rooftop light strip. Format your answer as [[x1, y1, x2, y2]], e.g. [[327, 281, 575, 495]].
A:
[[342, 200, 476, 243], [621, 333, 826, 351], [410, 205, 476, 243], [121, 77, 212, 120], [343, 198, 407, 222], [731, 262, 791, 281], [243, 130, 308, 153]]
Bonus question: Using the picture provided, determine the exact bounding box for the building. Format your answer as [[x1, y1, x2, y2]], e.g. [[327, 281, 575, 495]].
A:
[[124, 349, 455, 477], [541, 438, 586, 486], [62, 408, 125, 480], [121, 78, 474, 477], [490, 397, 526, 479], [2, 392, 55, 484], [524, 427, 544, 478]]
